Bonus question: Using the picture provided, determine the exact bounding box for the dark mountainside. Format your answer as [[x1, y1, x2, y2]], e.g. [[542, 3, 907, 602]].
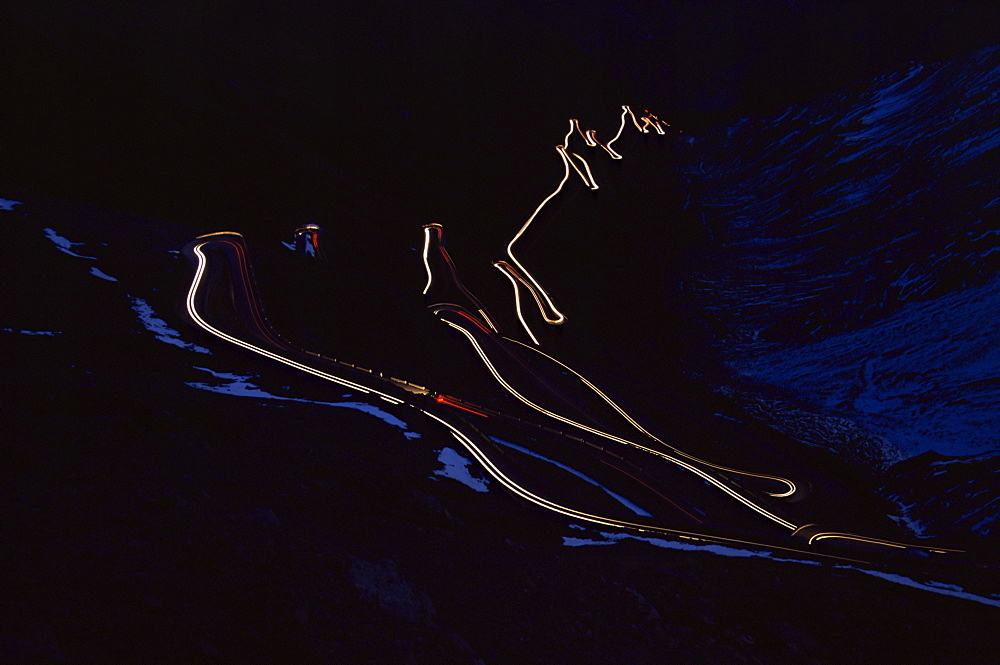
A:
[[3, 2, 999, 663]]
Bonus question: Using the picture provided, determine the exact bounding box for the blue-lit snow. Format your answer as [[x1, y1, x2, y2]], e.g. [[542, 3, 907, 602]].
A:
[[563, 530, 820, 565], [186, 366, 420, 437], [43, 227, 97, 259], [130, 296, 211, 354], [432, 447, 490, 492], [89, 266, 119, 282], [565, 531, 999, 607], [0, 197, 23, 210], [886, 501, 929, 538], [2, 328, 62, 336], [833, 566, 1000, 609], [491, 436, 652, 517]]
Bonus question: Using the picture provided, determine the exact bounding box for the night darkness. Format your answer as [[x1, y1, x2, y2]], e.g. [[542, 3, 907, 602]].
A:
[[3, 2, 999, 663]]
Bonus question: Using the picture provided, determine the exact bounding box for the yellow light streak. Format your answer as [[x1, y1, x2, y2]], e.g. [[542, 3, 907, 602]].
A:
[[416, 408, 848, 562], [807, 532, 962, 552], [494, 261, 541, 346], [588, 130, 623, 160], [624, 105, 644, 132], [558, 145, 598, 189], [421, 223, 499, 333], [440, 316, 798, 530], [188, 232, 958, 562], [421, 223, 441, 295], [504, 147, 571, 326], [605, 106, 630, 152], [502, 336, 799, 498], [571, 151, 600, 190], [186, 237, 403, 405], [572, 118, 598, 146]]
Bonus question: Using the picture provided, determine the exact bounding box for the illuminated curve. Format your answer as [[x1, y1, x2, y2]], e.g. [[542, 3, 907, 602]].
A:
[[503, 106, 667, 342], [186, 232, 962, 559], [435, 309, 798, 530], [182, 232, 832, 558], [428, 223, 799, 500], [434, 308, 963, 555], [502, 336, 800, 499]]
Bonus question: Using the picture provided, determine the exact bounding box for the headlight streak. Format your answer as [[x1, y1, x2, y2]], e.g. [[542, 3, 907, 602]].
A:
[[625, 105, 644, 132], [421, 224, 436, 295], [605, 106, 630, 151], [502, 336, 799, 498], [504, 146, 571, 326], [421, 223, 500, 333], [588, 130, 623, 160], [419, 409, 876, 565], [187, 237, 402, 405], [188, 234, 800, 554], [807, 532, 961, 552], [790, 524, 963, 553], [438, 312, 965, 556], [570, 151, 600, 190], [187, 232, 962, 560], [439, 316, 799, 530], [558, 145, 599, 189], [204, 233, 292, 353], [503, 106, 669, 339], [494, 261, 541, 346], [572, 118, 597, 146]]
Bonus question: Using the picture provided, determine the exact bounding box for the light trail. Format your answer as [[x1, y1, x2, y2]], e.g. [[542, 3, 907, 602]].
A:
[[435, 394, 490, 418], [186, 234, 402, 406], [438, 314, 799, 530], [504, 146, 572, 326], [625, 105, 644, 132], [807, 532, 960, 553], [559, 145, 599, 189], [494, 260, 542, 346], [188, 233, 807, 552], [437, 309, 963, 555], [605, 106, 630, 152], [572, 118, 597, 146], [502, 336, 799, 498], [588, 129, 624, 160], [570, 151, 600, 189], [501, 106, 671, 339], [187, 232, 962, 561], [421, 223, 500, 333], [416, 408, 900, 565], [421, 225, 436, 295]]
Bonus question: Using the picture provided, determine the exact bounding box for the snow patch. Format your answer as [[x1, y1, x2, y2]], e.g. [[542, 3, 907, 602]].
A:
[[564, 530, 821, 566], [432, 447, 489, 492], [834, 565, 1000, 608], [2, 328, 61, 336], [89, 267, 118, 282], [491, 437, 652, 516], [130, 296, 211, 354], [43, 227, 96, 259], [566, 531, 1000, 607], [0, 198, 23, 211], [187, 366, 417, 433]]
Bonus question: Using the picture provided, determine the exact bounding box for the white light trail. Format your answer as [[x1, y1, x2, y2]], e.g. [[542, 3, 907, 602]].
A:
[[186, 236, 402, 405], [504, 147, 572, 326], [421, 224, 438, 295], [502, 336, 798, 498], [494, 261, 541, 346], [439, 315, 798, 530]]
